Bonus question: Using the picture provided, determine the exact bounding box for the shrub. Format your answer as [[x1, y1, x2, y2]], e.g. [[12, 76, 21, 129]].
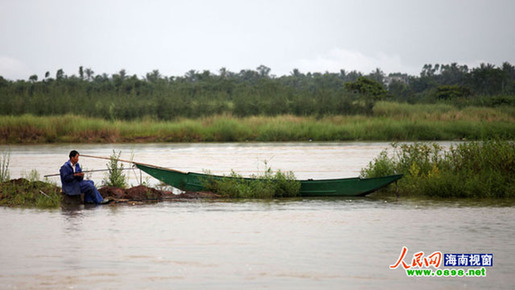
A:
[[102, 150, 128, 188], [361, 140, 515, 198]]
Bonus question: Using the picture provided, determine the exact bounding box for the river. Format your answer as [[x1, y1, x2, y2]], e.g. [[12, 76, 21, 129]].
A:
[[0, 142, 513, 289]]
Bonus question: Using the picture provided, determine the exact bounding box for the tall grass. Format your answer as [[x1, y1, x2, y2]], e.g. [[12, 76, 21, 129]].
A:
[[0, 102, 513, 143], [361, 140, 515, 198], [0, 150, 9, 182]]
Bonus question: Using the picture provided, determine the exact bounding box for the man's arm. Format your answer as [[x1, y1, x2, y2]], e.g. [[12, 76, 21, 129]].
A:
[[60, 164, 84, 182], [60, 165, 75, 183]]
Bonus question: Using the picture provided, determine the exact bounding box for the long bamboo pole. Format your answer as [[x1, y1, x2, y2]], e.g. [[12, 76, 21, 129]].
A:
[[80, 154, 186, 174], [43, 168, 132, 178], [43, 154, 186, 178], [80, 154, 135, 164]]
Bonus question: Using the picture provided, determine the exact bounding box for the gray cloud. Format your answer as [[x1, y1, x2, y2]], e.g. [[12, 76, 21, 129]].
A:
[[1, 0, 514, 80]]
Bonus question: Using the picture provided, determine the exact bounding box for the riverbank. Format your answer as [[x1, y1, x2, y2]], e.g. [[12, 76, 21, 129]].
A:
[[0, 178, 220, 208], [1, 102, 514, 143]]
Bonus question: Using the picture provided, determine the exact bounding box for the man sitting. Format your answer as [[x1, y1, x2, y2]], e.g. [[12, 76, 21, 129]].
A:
[[60, 150, 108, 204]]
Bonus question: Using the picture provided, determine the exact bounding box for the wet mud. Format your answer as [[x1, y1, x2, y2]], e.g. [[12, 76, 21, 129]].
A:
[[98, 185, 221, 204]]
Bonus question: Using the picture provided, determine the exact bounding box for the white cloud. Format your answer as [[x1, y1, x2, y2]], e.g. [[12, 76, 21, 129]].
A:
[[0, 56, 31, 80], [292, 48, 420, 75]]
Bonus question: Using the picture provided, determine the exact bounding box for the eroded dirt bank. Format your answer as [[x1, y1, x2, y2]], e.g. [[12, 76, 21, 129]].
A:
[[0, 178, 220, 208]]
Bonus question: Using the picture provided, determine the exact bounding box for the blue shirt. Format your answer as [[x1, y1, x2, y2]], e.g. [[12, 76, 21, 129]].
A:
[[60, 160, 84, 195]]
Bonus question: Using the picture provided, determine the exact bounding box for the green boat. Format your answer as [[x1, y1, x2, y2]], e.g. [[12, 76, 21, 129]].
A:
[[135, 163, 403, 197]]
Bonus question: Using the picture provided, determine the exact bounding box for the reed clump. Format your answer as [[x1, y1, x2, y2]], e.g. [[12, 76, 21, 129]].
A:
[[202, 165, 301, 198], [0, 150, 9, 182], [361, 140, 515, 198]]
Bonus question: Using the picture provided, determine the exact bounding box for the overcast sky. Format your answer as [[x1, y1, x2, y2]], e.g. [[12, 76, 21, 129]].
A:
[[1, 0, 514, 80]]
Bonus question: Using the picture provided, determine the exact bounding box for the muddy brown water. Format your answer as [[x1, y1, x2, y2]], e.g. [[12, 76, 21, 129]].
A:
[[1, 142, 514, 289]]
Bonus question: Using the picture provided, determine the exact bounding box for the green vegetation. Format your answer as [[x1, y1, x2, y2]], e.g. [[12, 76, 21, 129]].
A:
[[1, 62, 514, 143], [361, 140, 515, 198], [102, 150, 128, 188], [0, 150, 9, 182], [1, 63, 514, 121], [0, 152, 62, 208], [0, 178, 62, 208], [345, 76, 389, 112], [202, 165, 301, 198], [0, 102, 513, 143]]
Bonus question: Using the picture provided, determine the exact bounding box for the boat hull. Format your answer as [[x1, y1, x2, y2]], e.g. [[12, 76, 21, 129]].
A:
[[135, 164, 403, 197]]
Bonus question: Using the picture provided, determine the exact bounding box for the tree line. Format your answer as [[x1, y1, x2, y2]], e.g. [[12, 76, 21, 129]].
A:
[[0, 62, 513, 120]]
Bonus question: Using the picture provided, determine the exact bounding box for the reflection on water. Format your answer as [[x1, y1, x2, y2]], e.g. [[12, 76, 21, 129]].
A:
[[1, 198, 514, 289]]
